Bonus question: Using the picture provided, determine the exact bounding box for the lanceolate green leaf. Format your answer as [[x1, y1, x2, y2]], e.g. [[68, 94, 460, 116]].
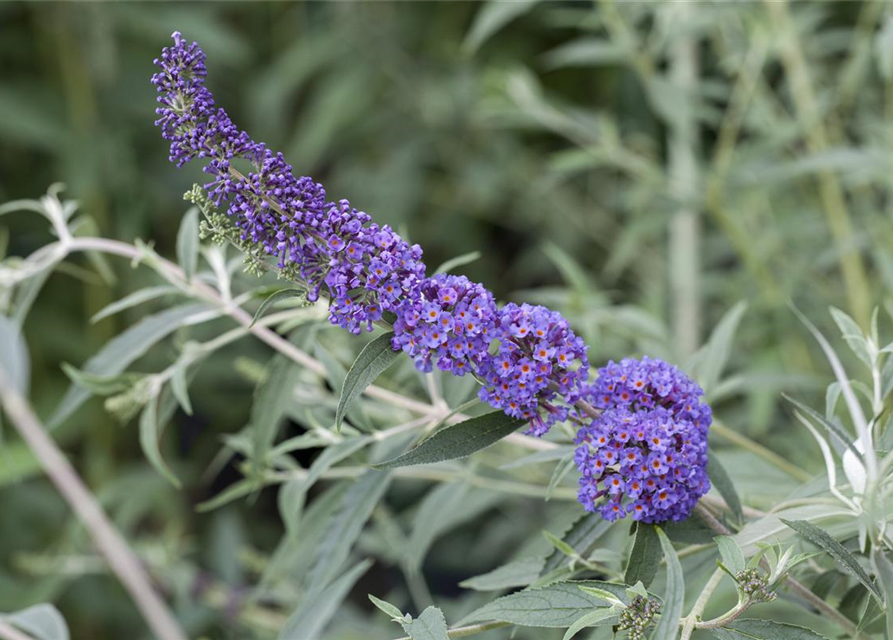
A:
[[624, 524, 662, 588], [707, 452, 743, 523], [252, 354, 304, 475], [872, 548, 893, 634], [5, 603, 70, 640], [543, 513, 612, 574], [780, 519, 881, 602], [278, 559, 372, 640], [715, 536, 745, 575], [690, 301, 747, 393], [336, 331, 399, 432], [651, 527, 683, 640], [710, 619, 829, 639], [250, 287, 308, 327], [0, 315, 29, 395], [562, 608, 618, 640], [138, 394, 180, 489], [459, 557, 544, 591], [373, 411, 527, 469], [401, 606, 451, 640], [459, 581, 631, 628], [49, 303, 213, 429]]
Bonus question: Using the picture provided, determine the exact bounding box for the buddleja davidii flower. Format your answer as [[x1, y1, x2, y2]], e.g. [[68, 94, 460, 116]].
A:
[[575, 358, 712, 523], [152, 33, 426, 333], [477, 303, 589, 437], [392, 274, 498, 374]]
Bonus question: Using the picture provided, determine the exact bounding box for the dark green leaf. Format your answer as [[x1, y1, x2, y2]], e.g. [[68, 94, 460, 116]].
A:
[[459, 581, 630, 628], [781, 519, 881, 602], [336, 331, 399, 432], [463, 0, 536, 54], [708, 452, 743, 523], [625, 524, 662, 588], [373, 411, 526, 469], [652, 527, 683, 640]]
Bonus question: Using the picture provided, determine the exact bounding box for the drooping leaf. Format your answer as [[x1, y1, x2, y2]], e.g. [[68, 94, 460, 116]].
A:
[[830, 306, 872, 367], [562, 608, 618, 640], [250, 287, 308, 327], [4, 603, 70, 640], [49, 303, 214, 429], [543, 513, 612, 574], [689, 301, 747, 393], [60, 364, 144, 397], [373, 411, 526, 469], [781, 519, 881, 601], [407, 483, 499, 573], [138, 394, 180, 488], [710, 619, 829, 639], [90, 285, 182, 324], [336, 331, 399, 432], [460, 557, 544, 592], [176, 206, 200, 282], [304, 470, 392, 592], [707, 452, 744, 523], [433, 251, 481, 275], [651, 527, 683, 640], [459, 581, 630, 628], [292, 436, 372, 497], [463, 0, 536, 54], [400, 606, 451, 640], [624, 524, 662, 588], [545, 452, 575, 501], [251, 354, 304, 475], [278, 559, 372, 640]]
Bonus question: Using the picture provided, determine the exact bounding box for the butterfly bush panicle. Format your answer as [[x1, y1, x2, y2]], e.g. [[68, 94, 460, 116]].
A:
[[575, 357, 711, 523], [392, 274, 498, 375], [151, 32, 426, 333], [477, 303, 589, 436]]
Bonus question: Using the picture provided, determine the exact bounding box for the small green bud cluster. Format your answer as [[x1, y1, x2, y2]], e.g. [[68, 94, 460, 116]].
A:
[[735, 568, 776, 603], [618, 595, 661, 640]]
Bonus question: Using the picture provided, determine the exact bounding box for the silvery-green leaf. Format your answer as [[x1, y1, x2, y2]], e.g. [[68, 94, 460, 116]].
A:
[[651, 527, 683, 640], [336, 331, 399, 432], [460, 557, 544, 591], [0, 315, 29, 395], [374, 411, 526, 469], [562, 608, 618, 640], [715, 536, 745, 575], [543, 514, 612, 575], [250, 287, 308, 327], [139, 394, 180, 488], [688, 301, 747, 393], [251, 354, 303, 476], [545, 452, 575, 501], [368, 594, 403, 621], [830, 306, 873, 367], [278, 559, 372, 640], [49, 303, 213, 429], [176, 207, 200, 282], [4, 603, 69, 640], [90, 285, 181, 324], [874, 547, 893, 635], [459, 581, 631, 628], [400, 606, 450, 640], [781, 519, 881, 602]]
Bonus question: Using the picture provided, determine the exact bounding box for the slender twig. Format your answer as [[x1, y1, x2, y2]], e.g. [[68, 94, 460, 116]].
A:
[[693, 502, 865, 639], [0, 370, 187, 640]]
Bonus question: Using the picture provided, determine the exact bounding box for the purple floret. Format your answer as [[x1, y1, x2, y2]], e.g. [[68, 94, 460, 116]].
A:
[[574, 357, 711, 523]]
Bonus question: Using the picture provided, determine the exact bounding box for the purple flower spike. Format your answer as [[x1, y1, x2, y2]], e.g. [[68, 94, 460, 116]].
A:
[[575, 357, 711, 523], [151, 33, 426, 332], [477, 303, 589, 437]]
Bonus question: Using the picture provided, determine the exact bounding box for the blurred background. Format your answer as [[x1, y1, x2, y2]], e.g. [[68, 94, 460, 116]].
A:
[[1, 1, 892, 638]]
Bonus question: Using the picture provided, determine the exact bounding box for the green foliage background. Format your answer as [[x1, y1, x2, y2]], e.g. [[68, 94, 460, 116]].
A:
[[1, 1, 892, 638]]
